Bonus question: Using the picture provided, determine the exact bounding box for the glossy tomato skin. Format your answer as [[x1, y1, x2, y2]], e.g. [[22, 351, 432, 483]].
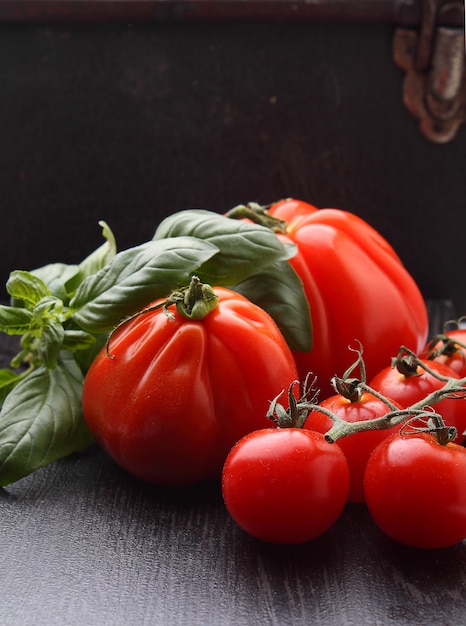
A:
[[369, 360, 466, 444], [222, 429, 350, 544], [267, 199, 428, 398], [304, 393, 403, 503], [82, 288, 299, 487], [423, 329, 466, 378], [364, 432, 466, 549]]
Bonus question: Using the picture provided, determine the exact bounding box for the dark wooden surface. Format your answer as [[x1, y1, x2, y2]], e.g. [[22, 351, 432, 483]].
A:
[[1, 302, 465, 626]]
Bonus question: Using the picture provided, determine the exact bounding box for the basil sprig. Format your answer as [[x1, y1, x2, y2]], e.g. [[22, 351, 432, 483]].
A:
[[0, 210, 311, 486]]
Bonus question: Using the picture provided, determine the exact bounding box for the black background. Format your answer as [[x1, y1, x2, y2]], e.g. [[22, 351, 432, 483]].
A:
[[0, 17, 465, 310]]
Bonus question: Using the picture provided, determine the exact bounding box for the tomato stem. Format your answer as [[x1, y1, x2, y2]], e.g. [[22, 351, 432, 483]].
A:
[[105, 276, 218, 358], [267, 373, 319, 428], [331, 342, 384, 403], [400, 413, 457, 445], [321, 368, 466, 443], [396, 345, 459, 382], [424, 333, 466, 361], [225, 202, 288, 234], [298, 346, 466, 443], [171, 276, 219, 320]]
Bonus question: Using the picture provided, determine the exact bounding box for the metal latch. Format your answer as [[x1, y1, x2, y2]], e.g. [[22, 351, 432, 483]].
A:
[[393, 0, 466, 143]]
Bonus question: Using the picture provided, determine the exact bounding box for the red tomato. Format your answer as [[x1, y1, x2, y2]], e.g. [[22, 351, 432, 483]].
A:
[[369, 358, 466, 444], [304, 392, 403, 503], [266, 199, 429, 398], [423, 328, 466, 378], [222, 428, 349, 544], [82, 286, 299, 487], [364, 432, 466, 549]]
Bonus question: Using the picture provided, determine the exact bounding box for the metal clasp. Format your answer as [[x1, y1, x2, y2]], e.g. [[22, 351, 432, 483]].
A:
[[394, 0, 466, 143]]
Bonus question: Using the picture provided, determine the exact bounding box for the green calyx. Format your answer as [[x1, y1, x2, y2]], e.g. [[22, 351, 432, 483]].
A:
[[167, 275, 219, 320], [105, 276, 218, 359], [267, 373, 320, 429], [225, 202, 288, 234], [400, 413, 458, 446]]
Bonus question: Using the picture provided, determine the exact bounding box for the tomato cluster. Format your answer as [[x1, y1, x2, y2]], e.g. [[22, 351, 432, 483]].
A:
[[81, 199, 466, 550], [222, 341, 466, 549]]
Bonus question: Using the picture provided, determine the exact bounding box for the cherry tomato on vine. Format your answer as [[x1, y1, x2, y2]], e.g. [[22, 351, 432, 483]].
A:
[[423, 327, 466, 378], [222, 428, 350, 544], [228, 199, 429, 398], [304, 391, 403, 503], [364, 431, 466, 549], [82, 279, 299, 487], [369, 357, 466, 444]]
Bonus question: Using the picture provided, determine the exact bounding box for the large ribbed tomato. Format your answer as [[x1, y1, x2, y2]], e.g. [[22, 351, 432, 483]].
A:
[[265, 199, 429, 398], [82, 281, 298, 487]]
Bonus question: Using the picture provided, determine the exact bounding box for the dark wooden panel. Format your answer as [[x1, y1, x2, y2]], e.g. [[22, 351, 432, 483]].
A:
[[0, 0, 424, 26], [0, 19, 465, 312]]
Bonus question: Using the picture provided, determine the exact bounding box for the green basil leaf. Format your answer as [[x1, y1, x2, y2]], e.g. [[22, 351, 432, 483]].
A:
[[70, 237, 219, 332], [0, 356, 94, 486], [232, 260, 312, 353], [38, 320, 65, 369], [65, 221, 117, 297], [0, 305, 33, 335], [6, 271, 51, 309], [31, 296, 64, 325], [153, 209, 296, 285], [80, 220, 117, 274], [62, 330, 97, 352], [26, 263, 80, 303], [0, 369, 25, 406]]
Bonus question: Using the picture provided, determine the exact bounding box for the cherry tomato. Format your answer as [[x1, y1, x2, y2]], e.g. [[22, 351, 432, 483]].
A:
[[423, 328, 466, 378], [364, 432, 466, 549], [304, 391, 402, 503], [369, 358, 466, 444], [222, 428, 350, 544], [266, 199, 429, 398], [82, 285, 298, 487]]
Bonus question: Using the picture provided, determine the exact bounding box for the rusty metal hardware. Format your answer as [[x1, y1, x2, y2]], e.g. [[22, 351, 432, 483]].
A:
[[393, 0, 466, 143]]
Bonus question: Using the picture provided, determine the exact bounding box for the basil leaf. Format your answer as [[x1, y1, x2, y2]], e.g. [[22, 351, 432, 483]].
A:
[[70, 237, 219, 332], [0, 369, 25, 406], [232, 261, 312, 353], [79, 220, 116, 274], [21, 223, 117, 304], [37, 320, 65, 369], [6, 271, 51, 309], [0, 306, 33, 335], [0, 356, 94, 486], [26, 263, 80, 303], [62, 330, 97, 352], [65, 221, 117, 297], [31, 296, 64, 325], [153, 209, 295, 285]]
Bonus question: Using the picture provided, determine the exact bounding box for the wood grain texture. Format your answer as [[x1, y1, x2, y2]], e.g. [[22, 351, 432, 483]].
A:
[[0, 302, 465, 625], [0, 0, 424, 26], [2, 446, 466, 626], [0, 21, 465, 313]]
